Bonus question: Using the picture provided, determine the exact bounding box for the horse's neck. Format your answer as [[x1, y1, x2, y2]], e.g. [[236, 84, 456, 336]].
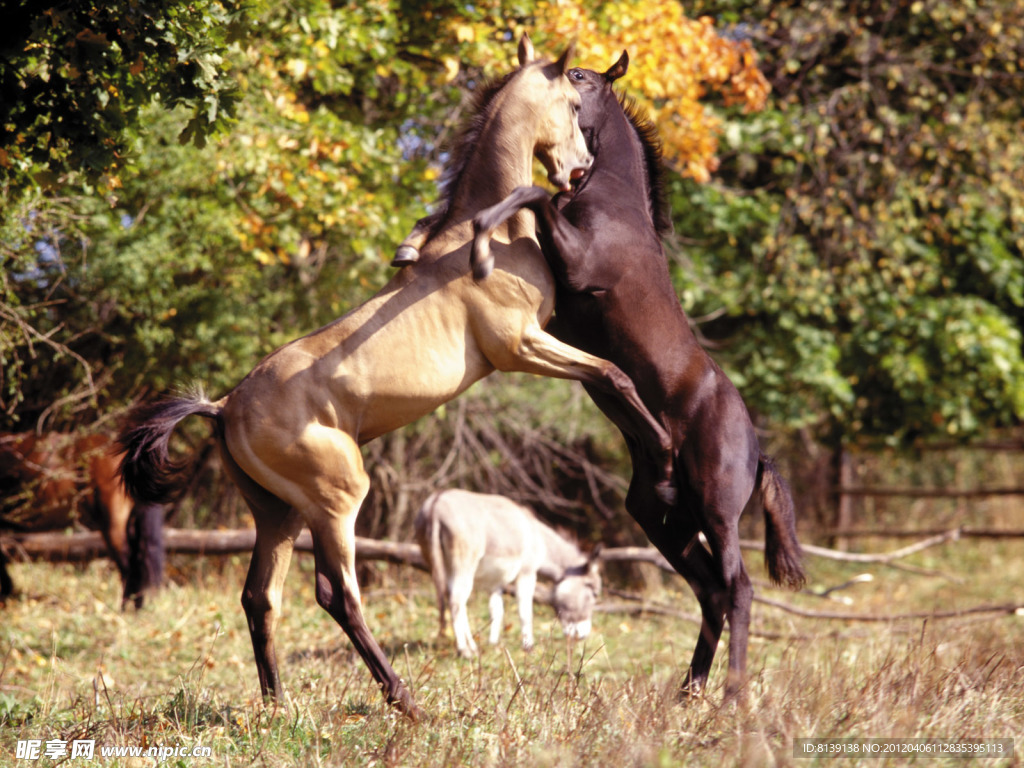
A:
[[593, 109, 650, 202], [446, 97, 536, 239], [535, 522, 584, 578]]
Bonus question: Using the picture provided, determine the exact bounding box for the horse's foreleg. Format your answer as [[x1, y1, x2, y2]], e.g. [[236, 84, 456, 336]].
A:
[[471, 185, 552, 280], [392, 211, 444, 267], [502, 328, 675, 503]]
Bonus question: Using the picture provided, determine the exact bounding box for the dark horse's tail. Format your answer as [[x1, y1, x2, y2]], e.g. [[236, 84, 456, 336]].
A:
[[758, 454, 806, 590], [118, 388, 221, 505]]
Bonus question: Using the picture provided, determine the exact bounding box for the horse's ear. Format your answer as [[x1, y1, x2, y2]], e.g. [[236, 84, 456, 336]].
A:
[[518, 33, 535, 67], [555, 41, 577, 75], [587, 542, 604, 567], [605, 50, 629, 82]]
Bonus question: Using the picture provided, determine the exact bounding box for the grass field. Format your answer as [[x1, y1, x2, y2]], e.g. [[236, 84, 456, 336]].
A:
[[1, 537, 1021, 767]]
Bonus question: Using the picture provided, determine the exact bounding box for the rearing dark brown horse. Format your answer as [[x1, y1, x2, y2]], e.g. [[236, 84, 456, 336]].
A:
[[468, 54, 805, 698]]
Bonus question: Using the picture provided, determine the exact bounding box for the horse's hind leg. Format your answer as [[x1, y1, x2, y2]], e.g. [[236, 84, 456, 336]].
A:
[[699, 512, 752, 698], [300, 436, 422, 719], [243, 504, 304, 700], [625, 464, 731, 698], [309, 511, 422, 718], [123, 502, 166, 610], [219, 439, 303, 700]]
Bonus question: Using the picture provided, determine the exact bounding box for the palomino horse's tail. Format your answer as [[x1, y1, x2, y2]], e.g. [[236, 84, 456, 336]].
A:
[[758, 454, 806, 590], [118, 387, 221, 505]]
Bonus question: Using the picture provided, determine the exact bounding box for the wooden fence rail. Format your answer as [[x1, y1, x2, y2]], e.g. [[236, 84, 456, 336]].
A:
[[5, 527, 1023, 625], [6, 525, 1022, 570]]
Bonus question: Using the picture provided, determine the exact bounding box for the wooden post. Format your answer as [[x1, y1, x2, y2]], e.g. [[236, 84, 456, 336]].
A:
[[834, 446, 854, 551]]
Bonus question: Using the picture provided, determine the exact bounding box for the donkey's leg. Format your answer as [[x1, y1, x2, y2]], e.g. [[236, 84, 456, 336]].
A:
[[487, 590, 505, 645], [448, 569, 478, 657], [514, 570, 537, 651]]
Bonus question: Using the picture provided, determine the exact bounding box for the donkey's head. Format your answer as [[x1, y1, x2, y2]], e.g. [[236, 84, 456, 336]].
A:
[[552, 546, 602, 640], [514, 34, 593, 191]]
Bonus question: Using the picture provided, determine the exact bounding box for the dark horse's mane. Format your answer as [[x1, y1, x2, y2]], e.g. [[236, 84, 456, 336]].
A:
[[619, 94, 673, 238]]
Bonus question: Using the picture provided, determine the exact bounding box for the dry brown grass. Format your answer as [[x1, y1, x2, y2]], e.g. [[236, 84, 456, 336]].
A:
[[1, 537, 1021, 766]]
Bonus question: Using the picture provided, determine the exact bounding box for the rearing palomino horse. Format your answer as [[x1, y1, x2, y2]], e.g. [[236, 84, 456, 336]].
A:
[[118, 37, 674, 720], [464, 54, 806, 698]]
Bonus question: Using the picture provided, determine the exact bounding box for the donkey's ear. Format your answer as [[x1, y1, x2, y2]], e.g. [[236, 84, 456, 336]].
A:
[[555, 41, 577, 74], [605, 50, 629, 82], [518, 33, 535, 67]]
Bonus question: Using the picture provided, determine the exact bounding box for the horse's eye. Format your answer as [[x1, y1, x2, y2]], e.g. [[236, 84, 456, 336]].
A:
[[569, 69, 584, 81]]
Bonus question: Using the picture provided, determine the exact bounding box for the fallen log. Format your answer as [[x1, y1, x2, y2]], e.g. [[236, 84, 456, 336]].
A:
[[1, 528, 426, 569]]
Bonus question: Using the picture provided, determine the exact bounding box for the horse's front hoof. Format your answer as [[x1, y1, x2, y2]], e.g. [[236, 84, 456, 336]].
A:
[[470, 235, 495, 281], [391, 245, 420, 267]]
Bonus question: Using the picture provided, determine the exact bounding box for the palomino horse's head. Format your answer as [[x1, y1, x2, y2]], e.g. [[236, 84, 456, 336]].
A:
[[514, 35, 593, 191]]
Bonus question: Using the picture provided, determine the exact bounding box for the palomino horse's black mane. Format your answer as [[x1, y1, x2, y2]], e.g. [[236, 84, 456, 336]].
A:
[[617, 94, 672, 238]]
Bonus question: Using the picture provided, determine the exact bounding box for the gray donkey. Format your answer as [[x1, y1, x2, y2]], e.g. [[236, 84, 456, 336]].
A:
[[413, 489, 601, 657]]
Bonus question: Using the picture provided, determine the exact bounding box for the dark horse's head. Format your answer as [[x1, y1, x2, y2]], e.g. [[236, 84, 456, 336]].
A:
[[565, 52, 629, 143], [564, 53, 672, 236]]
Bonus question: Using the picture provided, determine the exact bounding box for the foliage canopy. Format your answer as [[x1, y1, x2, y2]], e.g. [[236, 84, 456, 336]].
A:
[[1, 0, 1021, 460]]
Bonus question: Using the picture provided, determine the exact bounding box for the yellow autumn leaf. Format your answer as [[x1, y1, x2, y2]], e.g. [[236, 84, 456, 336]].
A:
[[442, 55, 460, 83]]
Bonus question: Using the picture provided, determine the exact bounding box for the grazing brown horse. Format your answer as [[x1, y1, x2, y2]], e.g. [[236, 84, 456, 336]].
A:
[[466, 54, 806, 698], [118, 37, 674, 720], [0, 431, 164, 608]]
